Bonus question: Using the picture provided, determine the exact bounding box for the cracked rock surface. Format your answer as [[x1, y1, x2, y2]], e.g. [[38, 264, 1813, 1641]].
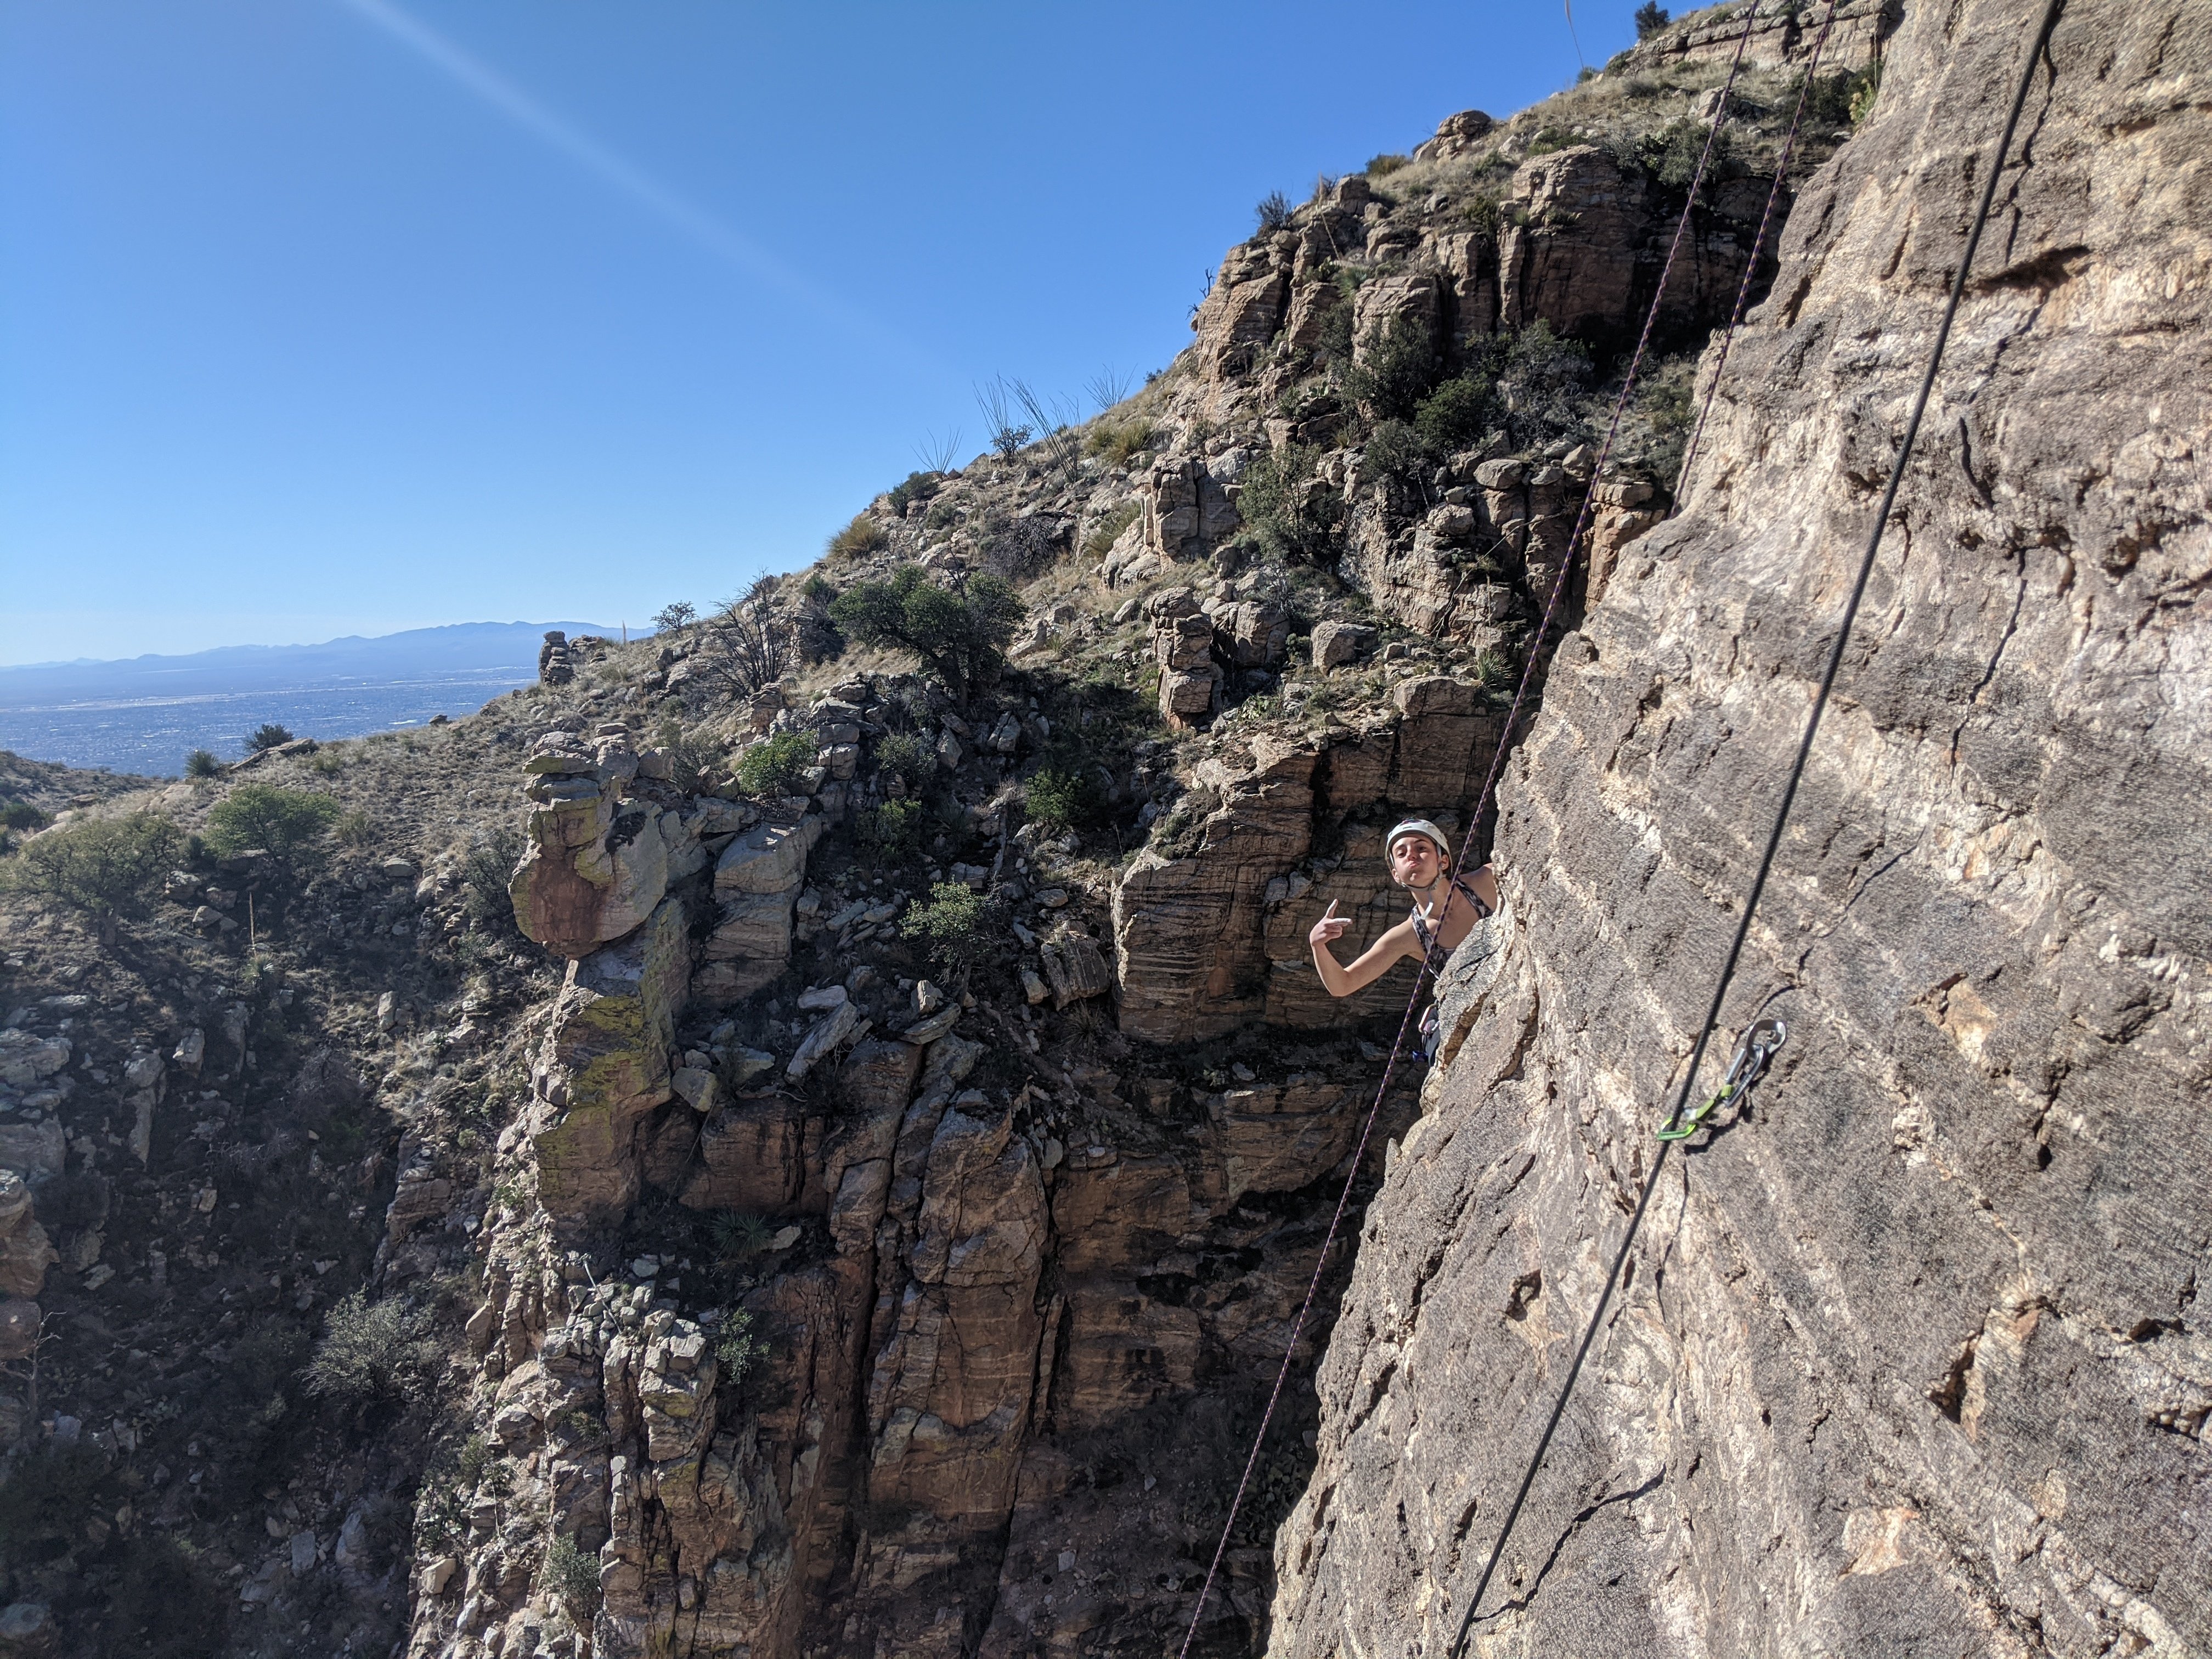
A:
[[1269, 3, 2211, 1655]]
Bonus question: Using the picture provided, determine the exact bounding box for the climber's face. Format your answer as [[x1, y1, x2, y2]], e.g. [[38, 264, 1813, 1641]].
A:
[[1390, 832, 1441, 889]]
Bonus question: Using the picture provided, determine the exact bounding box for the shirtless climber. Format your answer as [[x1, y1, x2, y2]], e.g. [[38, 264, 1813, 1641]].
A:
[[1308, 820, 1498, 1052]]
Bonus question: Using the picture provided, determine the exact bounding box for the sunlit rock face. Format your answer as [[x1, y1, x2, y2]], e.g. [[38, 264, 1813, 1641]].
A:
[[1270, 3, 2212, 1655]]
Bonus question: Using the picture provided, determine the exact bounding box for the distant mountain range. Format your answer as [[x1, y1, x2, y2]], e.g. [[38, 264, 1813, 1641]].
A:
[[0, 621, 625, 704]]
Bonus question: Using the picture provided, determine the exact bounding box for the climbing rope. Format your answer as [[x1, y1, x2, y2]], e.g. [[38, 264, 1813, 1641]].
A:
[[1173, 8, 1765, 1652], [1447, 4, 2067, 1651], [1672, 0, 1844, 501]]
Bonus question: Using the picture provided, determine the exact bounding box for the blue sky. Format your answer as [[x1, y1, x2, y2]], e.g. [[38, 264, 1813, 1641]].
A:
[[2, 1, 1654, 665]]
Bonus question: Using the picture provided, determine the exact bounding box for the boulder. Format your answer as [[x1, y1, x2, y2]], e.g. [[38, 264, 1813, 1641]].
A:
[[1311, 620, 1377, 669]]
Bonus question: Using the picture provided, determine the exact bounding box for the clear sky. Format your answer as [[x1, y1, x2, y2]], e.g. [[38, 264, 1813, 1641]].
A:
[[2, 0, 1654, 665]]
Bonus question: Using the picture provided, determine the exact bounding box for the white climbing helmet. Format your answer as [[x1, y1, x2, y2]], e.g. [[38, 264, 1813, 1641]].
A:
[[1385, 819, 1452, 878]]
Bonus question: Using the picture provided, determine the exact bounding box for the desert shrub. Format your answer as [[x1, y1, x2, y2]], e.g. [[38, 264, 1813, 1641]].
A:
[[735, 731, 816, 799], [1469, 321, 1592, 450], [334, 808, 377, 849], [246, 722, 295, 752], [827, 513, 888, 560], [1413, 375, 1497, 457], [1526, 124, 1582, 158], [714, 1308, 768, 1388], [1345, 314, 1442, 423], [902, 880, 1004, 974], [1635, 117, 1733, 191], [303, 1291, 438, 1409], [1085, 419, 1156, 470], [712, 1210, 776, 1271], [975, 508, 1062, 578], [204, 783, 341, 864], [1470, 647, 1516, 690], [1634, 2, 1669, 38], [1847, 58, 1882, 124], [857, 797, 929, 857], [873, 730, 935, 791], [829, 566, 1025, 703], [652, 600, 697, 632], [1365, 153, 1410, 177], [0, 801, 43, 831], [1634, 352, 1699, 488], [1025, 768, 1103, 833], [109, 1534, 229, 1659], [699, 578, 792, 696], [1082, 502, 1142, 563], [1255, 189, 1293, 232], [459, 823, 525, 929], [1236, 443, 1342, 561], [183, 749, 222, 779], [886, 470, 942, 516], [0, 1438, 120, 1562], [652, 719, 723, 793], [1, 810, 182, 930], [543, 1532, 601, 1612]]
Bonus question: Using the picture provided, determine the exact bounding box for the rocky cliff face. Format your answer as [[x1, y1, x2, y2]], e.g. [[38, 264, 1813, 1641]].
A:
[[1269, 3, 2211, 1656], [5, 4, 2200, 1657]]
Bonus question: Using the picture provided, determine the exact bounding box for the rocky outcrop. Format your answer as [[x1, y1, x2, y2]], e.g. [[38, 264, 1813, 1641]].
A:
[[530, 897, 693, 1229], [1114, 679, 1503, 1045], [1270, 4, 2212, 1656]]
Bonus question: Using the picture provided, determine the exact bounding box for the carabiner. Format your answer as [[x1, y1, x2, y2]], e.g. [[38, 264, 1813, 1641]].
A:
[[1656, 1017, 1786, 1141]]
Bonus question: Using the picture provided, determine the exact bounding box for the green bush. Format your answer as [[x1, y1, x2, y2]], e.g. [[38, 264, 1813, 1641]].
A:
[[1635, 117, 1733, 191], [886, 470, 942, 516], [1847, 58, 1882, 125], [1082, 501, 1143, 562], [873, 730, 935, 791], [1025, 768, 1102, 833], [714, 1308, 767, 1389], [0, 1438, 120, 1562], [459, 823, 524, 929], [902, 880, 1003, 974], [303, 1290, 438, 1409], [1, 810, 182, 930], [1236, 443, 1342, 561], [1345, 314, 1442, 423], [246, 722, 295, 752], [735, 731, 817, 798], [204, 783, 341, 864], [1255, 190, 1292, 232], [1085, 420, 1155, 470], [334, 808, 377, 849], [0, 800, 44, 831], [109, 1534, 230, 1659], [1365, 153, 1409, 177], [542, 1532, 601, 1612], [857, 797, 929, 857], [712, 1210, 776, 1269], [1634, 2, 1669, 38], [183, 748, 222, 779], [827, 513, 888, 559], [829, 566, 1025, 703], [1413, 375, 1496, 457], [652, 600, 697, 632]]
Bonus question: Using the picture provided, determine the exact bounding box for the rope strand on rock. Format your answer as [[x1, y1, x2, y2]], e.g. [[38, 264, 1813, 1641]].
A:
[[1673, 0, 1844, 502], [1172, 9, 1765, 1653], [1447, 5, 2066, 1651]]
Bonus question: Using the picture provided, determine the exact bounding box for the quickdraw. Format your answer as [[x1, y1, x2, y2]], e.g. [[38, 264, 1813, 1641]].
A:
[[1656, 1017, 1786, 1142]]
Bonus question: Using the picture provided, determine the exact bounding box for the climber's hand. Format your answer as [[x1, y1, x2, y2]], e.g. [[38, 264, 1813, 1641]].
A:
[[1308, 900, 1350, 950]]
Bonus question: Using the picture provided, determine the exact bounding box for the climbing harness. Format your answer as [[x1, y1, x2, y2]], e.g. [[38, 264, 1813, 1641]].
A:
[[1175, 7, 1766, 1652], [1654, 1016, 1785, 1142], [1446, 4, 2069, 1652], [1673, 0, 1845, 501], [1410, 879, 1494, 1062]]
